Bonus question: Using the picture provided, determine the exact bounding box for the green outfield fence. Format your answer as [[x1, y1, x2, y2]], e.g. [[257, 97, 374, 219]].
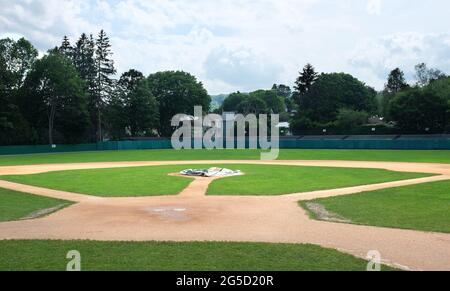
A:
[[0, 136, 450, 155], [0, 140, 172, 155]]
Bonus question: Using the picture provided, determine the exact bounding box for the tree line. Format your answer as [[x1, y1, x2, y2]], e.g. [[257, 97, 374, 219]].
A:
[[1, 32, 449, 146], [0, 32, 209, 145], [219, 63, 449, 135], [381, 64, 449, 133]]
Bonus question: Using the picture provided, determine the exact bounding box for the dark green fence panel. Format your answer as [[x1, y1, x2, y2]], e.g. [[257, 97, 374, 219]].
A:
[[1, 138, 449, 156], [96, 140, 172, 151], [279, 139, 298, 149], [292, 139, 450, 150], [0, 143, 98, 155], [95, 141, 117, 151]]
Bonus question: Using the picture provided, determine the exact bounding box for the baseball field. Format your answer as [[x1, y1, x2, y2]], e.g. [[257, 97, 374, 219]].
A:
[[0, 149, 449, 271]]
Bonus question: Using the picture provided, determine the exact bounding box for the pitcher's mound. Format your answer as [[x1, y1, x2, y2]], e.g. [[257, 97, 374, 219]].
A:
[[180, 167, 242, 178]]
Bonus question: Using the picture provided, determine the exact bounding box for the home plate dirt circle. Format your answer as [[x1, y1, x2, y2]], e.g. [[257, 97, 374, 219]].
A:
[[1, 160, 450, 271]]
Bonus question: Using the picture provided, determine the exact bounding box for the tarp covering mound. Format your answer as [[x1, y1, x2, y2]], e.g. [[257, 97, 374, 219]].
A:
[[180, 167, 242, 177]]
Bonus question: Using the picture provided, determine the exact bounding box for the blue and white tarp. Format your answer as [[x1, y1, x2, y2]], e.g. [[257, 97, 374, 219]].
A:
[[180, 168, 242, 177]]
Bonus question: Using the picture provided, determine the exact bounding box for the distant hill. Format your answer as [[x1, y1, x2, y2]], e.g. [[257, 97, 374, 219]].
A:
[[210, 94, 228, 110]]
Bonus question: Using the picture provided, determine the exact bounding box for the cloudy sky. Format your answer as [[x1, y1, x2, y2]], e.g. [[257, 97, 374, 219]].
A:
[[1, 0, 449, 94]]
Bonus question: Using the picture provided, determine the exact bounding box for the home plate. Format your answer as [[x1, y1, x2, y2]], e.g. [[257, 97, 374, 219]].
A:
[[146, 206, 189, 221]]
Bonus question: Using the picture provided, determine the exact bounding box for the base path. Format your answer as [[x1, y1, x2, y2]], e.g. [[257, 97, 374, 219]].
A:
[[0, 160, 450, 271]]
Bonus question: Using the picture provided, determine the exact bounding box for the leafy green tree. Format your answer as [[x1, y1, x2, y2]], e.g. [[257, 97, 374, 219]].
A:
[[146, 71, 210, 136], [427, 76, 450, 131], [415, 63, 446, 87], [107, 75, 159, 139], [0, 38, 38, 145], [297, 73, 377, 125], [250, 90, 285, 114], [21, 52, 89, 144], [272, 84, 295, 113], [236, 94, 267, 115], [118, 69, 144, 92], [106, 69, 146, 138], [272, 84, 292, 99], [126, 79, 159, 136], [389, 87, 448, 133], [105, 86, 128, 139], [222, 90, 285, 115], [222, 92, 247, 112], [336, 108, 369, 129], [0, 38, 38, 89], [290, 116, 314, 134]]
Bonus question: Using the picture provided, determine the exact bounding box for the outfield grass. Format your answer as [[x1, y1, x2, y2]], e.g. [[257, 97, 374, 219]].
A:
[[0, 188, 72, 222], [0, 164, 431, 197], [0, 240, 396, 271], [300, 180, 450, 233], [0, 149, 450, 166]]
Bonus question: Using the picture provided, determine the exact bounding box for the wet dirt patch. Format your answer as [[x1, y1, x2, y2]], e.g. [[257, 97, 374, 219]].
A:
[[304, 202, 352, 223], [20, 204, 71, 220]]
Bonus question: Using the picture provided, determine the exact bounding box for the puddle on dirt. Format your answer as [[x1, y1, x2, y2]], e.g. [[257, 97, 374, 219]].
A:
[[145, 206, 190, 221]]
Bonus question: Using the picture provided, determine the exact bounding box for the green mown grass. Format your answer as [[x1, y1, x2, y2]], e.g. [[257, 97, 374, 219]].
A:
[[0, 149, 450, 166], [207, 165, 431, 196], [0, 240, 396, 271], [1, 165, 196, 197], [0, 164, 432, 197], [0, 188, 72, 222], [300, 180, 450, 233]]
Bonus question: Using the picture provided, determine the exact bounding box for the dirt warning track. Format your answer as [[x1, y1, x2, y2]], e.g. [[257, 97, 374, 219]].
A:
[[0, 160, 449, 271]]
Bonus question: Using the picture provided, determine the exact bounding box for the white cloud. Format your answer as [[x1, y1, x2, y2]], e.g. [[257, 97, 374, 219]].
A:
[[366, 0, 382, 15], [0, 0, 95, 48], [204, 46, 283, 92], [349, 32, 450, 87], [0, 0, 449, 94]]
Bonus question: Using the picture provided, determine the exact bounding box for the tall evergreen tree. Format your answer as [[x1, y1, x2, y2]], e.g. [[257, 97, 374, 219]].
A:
[[59, 36, 73, 60], [293, 64, 318, 106], [73, 34, 94, 80], [74, 34, 97, 90], [295, 64, 318, 95], [94, 30, 116, 141], [72, 33, 97, 141], [385, 68, 409, 93], [87, 34, 98, 103]]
